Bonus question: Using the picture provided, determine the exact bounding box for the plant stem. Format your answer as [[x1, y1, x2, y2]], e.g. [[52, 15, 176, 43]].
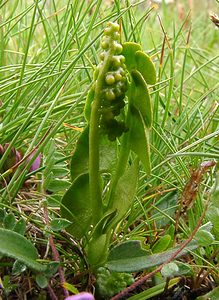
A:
[[44, 205, 69, 298], [47, 284, 58, 300], [89, 49, 113, 225]]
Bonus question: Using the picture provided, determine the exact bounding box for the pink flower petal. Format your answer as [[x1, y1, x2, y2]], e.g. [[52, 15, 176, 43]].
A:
[[65, 292, 95, 300]]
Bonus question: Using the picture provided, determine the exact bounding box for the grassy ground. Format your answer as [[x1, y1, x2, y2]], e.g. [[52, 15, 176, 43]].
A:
[[0, 0, 219, 299]]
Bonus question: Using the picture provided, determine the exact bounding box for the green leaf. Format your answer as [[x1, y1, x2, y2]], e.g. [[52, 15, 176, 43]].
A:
[[195, 229, 215, 246], [99, 136, 118, 174], [122, 42, 142, 73], [207, 206, 219, 238], [1, 275, 18, 293], [93, 209, 117, 236], [128, 106, 151, 174], [13, 218, 26, 235], [0, 228, 46, 272], [165, 224, 176, 245], [122, 42, 156, 85], [46, 178, 71, 193], [4, 213, 16, 230], [50, 218, 72, 232], [152, 192, 178, 229], [212, 190, 219, 208], [70, 127, 89, 181], [175, 261, 193, 276], [62, 282, 79, 294], [212, 173, 219, 208], [12, 260, 27, 274], [130, 70, 152, 128], [107, 240, 199, 272], [70, 127, 117, 182], [152, 235, 171, 253], [135, 51, 156, 85], [128, 278, 180, 300], [47, 194, 62, 207], [87, 234, 108, 267], [161, 262, 179, 278], [60, 173, 92, 239], [43, 139, 56, 181], [199, 222, 213, 232], [36, 274, 48, 288], [52, 167, 69, 177], [109, 160, 138, 225], [44, 261, 59, 277]]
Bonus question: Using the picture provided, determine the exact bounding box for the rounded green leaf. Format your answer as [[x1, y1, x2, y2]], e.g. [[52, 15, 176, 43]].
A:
[[122, 42, 142, 72], [212, 173, 219, 208], [70, 127, 117, 182], [70, 127, 89, 181], [207, 206, 219, 238], [175, 261, 193, 276], [13, 218, 26, 235], [44, 261, 59, 277], [109, 160, 138, 225], [152, 235, 171, 253], [107, 240, 199, 272], [128, 106, 151, 174], [46, 178, 71, 193], [36, 274, 48, 288], [50, 218, 72, 232], [12, 260, 27, 274], [161, 262, 179, 279], [61, 173, 92, 239], [87, 234, 108, 267], [131, 70, 152, 128], [122, 42, 156, 85], [195, 230, 215, 246], [4, 213, 16, 230], [0, 228, 46, 272], [135, 51, 156, 85]]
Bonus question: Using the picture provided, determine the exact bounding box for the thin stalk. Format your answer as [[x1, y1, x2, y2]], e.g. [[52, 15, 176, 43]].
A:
[[7, 1, 38, 121], [152, 35, 165, 146], [162, 48, 174, 127], [1, 85, 91, 201], [0, 33, 100, 170], [89, 49, 114, 225], [80, 0, 102, 50], [0, 15, 5, 69], [44, 205, 69, 298], [179, 27, 191, 114]]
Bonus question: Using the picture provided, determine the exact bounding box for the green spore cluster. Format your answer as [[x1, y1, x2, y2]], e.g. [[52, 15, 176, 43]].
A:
[[97, 22, 128, 141]]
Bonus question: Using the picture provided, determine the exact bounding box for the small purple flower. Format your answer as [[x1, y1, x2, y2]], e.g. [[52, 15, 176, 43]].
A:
[[27, 150, 42, 172], [0, 144, 41, 181], [65, 292, 95, 300], [15, 148, 22, 164]]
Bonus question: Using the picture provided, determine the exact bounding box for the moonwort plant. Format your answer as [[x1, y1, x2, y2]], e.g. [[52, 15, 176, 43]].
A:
[[61, 21, 156, 269]]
